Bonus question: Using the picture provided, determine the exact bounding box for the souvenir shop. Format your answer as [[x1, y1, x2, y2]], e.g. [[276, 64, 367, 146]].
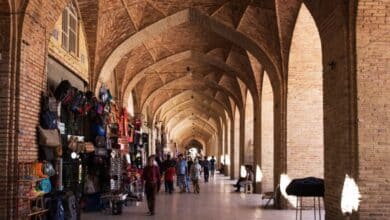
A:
[[17, 58, 149, 219]]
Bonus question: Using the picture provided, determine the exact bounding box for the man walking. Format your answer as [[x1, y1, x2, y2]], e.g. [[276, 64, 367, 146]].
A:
[[210, 156, 216, 177], [190, 158, 202, 194], [176, 154, 188, 193], [202, 156, 210, 183], [142, 155, 161, 216]]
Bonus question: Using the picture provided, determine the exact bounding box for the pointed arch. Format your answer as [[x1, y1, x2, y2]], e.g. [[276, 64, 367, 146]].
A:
[[244, 90, 254, 165], [261, 72, 274, 193], [287, 4, 323, 179]]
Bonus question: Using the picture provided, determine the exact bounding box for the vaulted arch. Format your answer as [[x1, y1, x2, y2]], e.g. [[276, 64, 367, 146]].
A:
[[97, 8, 281, 98]]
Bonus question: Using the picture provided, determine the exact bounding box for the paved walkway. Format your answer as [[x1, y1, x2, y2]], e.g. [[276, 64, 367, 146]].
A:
[[82, 174, 324, 220]]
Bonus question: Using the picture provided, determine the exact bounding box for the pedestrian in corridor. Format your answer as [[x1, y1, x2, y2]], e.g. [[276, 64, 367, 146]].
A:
[[142, 155, 161, 216]]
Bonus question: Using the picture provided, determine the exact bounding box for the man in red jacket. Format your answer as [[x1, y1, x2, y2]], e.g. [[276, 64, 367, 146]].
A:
[[142, 155, 161, 216]]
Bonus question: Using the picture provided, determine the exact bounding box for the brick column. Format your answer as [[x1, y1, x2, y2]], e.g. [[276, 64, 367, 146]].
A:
[[356, 1, 390, 219]]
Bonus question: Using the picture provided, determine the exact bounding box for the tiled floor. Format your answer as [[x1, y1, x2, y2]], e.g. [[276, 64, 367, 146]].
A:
[[82, 175, 324, 220]]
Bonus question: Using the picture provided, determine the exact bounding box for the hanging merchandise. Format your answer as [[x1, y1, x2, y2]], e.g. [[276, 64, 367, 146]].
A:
[[84, 175, 98, 195], [61, 87, 77, 106], [63, 191, 78, 220], [95, 102, 104, 115], [39, 126, 61, 147], [42, 146, 55, 161], [38, 178, 52, 194], [54, 80, 72, 101], [134, 118, 141, 130], [95, 136, 106, 148], [40, 110, 58, 129], [42, 92, 58, 112], [83, 142, 95, 153], [43, 161, 56, 177], [55, 158, 64, 191], [48, 195, 65, 220], [70, 90, 86, 114], [93, 124, 106, 137]]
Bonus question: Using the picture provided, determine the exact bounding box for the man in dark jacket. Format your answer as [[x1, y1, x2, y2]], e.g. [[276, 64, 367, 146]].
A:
[[142, 155, 161, 216], [202, 156, 211, 182]]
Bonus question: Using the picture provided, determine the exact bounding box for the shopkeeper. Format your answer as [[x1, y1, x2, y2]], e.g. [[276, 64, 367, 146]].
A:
[[142, 155, 161, 216]]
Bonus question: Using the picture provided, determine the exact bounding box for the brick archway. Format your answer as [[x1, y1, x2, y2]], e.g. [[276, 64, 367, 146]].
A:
[[96, 8, 281, 99]]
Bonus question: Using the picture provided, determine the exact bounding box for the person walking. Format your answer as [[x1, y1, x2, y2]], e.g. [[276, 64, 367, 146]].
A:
[[162, 154, 173, 192], [164, 163, 175, 194], [190, 158, 202, 194], [142, 155, 161, 216], [185, 156, 193, 192], [202, 156, 210, 183], [176, 154, 188, 193], [210, 156, 216, 177]]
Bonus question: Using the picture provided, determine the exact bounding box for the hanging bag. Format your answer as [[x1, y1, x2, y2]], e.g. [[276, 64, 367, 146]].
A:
[[40, 110, 57, 129], [43, 161, 56, 177], [39, 126, 61, 147], [84, 142, 95, 153], [67, 136, 79, 152]]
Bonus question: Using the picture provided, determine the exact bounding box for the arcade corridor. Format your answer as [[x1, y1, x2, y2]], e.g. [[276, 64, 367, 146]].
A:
[[83, 174, 325, 220], [0, 0, 388, 220]]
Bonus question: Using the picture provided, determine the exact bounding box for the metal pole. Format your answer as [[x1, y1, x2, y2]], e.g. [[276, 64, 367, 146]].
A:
[[300, 197, 303, 220], [296, 197, 298, 220], [319, 197, 322, 220], [313, 197, 316, 220]]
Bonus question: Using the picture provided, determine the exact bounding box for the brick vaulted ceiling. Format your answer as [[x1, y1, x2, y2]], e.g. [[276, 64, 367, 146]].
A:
[[81, 0, 302, 146]]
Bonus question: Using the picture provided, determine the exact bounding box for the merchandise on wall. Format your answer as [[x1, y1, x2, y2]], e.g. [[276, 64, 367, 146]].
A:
[[21, 60, 144, 217]]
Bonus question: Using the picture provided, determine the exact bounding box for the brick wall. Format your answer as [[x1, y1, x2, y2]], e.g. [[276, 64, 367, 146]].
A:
[[0, 6, 12, 218], [287, 4, 324, 179], [0, 1, 387, 219], [356, 0, 390, 219], [318, 3, 357, 219], [15, 0, 70, 217], [261, 72, 274, 192], [48, 11, 89, 82]]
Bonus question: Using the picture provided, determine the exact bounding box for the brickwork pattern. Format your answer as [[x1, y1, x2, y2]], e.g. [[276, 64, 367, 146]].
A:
[[261, 73, 274, 193], [357, 0, 390, 219], [287, 4, 324, 180], [0, 7, 12, 218], [0, 1, 388, 219]]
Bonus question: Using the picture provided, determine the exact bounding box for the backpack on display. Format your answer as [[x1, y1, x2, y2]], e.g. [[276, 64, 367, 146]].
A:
[[61, 87, 77, 106], [63, 192, 78, 220], [54, 80, 72, 101], [41, 147, 55, 161], [95, 136, 106, 147], [38, 178, 52, 193], [70, 90, 86, 114], [49, 196, 65, 220], [42, 92, 58, 112], [40, 110, 57, 129], [111, 199, 123, 215], [95, 102, 104, 115], [43, 161, 56, 177]]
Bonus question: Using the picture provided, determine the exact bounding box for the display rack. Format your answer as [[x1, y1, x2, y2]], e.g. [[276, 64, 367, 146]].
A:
[[16, 162, 49, 220]]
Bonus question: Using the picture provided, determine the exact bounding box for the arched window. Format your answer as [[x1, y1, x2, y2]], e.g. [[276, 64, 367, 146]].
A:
[[62, 2, 78, 55]]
